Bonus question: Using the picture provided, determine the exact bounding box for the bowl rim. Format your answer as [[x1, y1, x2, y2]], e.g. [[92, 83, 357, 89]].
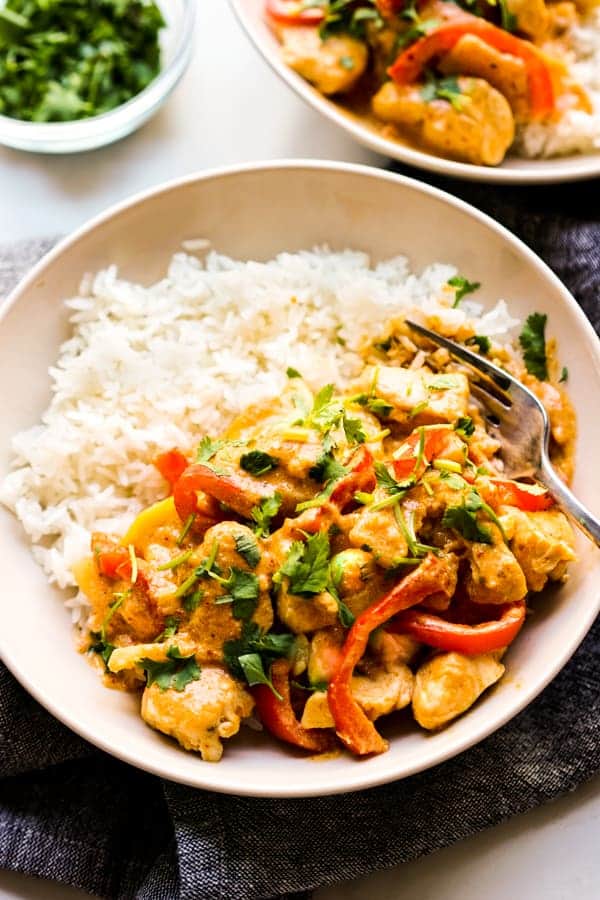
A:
[[0, 0, 196, 149], [1, 159, 599, 797], [229, 0, 600, 186]]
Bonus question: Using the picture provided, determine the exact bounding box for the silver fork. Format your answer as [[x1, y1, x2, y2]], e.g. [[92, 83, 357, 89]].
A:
[[406, 320, 600, 548]]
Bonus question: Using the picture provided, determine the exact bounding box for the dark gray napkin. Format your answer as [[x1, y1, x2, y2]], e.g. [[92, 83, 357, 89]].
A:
[[1, 176, 599, 900]]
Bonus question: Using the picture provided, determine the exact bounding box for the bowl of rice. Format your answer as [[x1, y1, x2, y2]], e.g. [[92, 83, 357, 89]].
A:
[[231, 0, 600, 184], [0, 160, 599, 796]]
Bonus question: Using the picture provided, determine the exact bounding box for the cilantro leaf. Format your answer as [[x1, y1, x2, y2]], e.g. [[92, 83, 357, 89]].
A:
[[286, 367, 302, 378], [240, 450, 278, 477], [309, 452, 348, 485], [214, 568, 260, 620], [139, 649, 201, 692], [183, 589, 203, 613], [277, 531, 331, 596], [355, 393, 394, 418], [306, 384, 345, 434], [343, 415, 366, 445], [374, 462, 412, 496], [234, 532, 261, 568], [155, 616, 178, 642], [223, 621, 295, 697], [519, 312, 548, 381], [422, 75, 466, 111], [559, 366, 568, 383], [89, 633, 115, 668], [466, 335, 491, 355], [442, 491, 493, 544], [196, 436, 225, 464], [455, 416, 475, 438], [448, 275, 481, 307], [251, 493, 282, 537]]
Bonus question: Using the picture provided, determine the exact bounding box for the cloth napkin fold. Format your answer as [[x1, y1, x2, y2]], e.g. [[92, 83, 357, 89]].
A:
[[1, 174, 599, 900]]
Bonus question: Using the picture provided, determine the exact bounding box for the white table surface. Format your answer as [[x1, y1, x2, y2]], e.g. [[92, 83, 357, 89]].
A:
[[1, 2, 599, 898]]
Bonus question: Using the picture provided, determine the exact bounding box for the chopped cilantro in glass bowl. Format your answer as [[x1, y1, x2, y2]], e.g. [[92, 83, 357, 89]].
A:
[[0, 0, 195, 153]]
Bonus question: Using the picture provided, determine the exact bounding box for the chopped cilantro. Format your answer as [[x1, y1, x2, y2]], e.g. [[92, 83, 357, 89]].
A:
[[466, 335, 491, 355], [182, 589, 203, 613], [319, 0, 384, 41], [396, 16, 440, 49], [448, 275, 481, 307], [234, 532, 261, 568], [240, 450, 278, 477], [286, 367, 302, 379], [276, 531, 331, 596], [519, 313, 548, 380], [559, 366, 568, 383], [223, 621, 295, 698], [374, 461, 412, 496], [309, 452, 348, 485], [343, 415, 366, 445], [138, 646, 201, 693], [196, 436, 225, 464], [155, 616, 178, 642], [0, 0, 165, 123], [442, 490, 493, 544], [422, 74, 466, 111], [251, 493, 282, 538], [212, 568, 260, 620], [455, 416, 475, 438]]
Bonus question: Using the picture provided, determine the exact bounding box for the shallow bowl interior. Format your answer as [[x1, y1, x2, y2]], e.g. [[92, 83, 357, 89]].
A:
[[1, 161, 599, 797], [231, 0, 600, 185]]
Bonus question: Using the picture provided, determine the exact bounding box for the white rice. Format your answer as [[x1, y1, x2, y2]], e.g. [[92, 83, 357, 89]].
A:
[[0, 247, 520, 602], [517, 9, 600, 158]]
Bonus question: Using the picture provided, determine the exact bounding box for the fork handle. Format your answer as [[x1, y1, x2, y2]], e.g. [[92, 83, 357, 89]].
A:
[[539, 452, 600, 548]]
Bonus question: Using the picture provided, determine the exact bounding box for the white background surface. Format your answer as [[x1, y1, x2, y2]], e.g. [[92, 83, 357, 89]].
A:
[[1, 2, 599, 898]]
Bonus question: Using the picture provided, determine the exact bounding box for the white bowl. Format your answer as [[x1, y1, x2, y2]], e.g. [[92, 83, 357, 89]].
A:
[[1, 161, 599, 797], [230, 0, 600, 185]]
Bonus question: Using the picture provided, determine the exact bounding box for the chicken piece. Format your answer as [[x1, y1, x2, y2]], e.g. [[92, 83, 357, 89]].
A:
[[355, 366, 470, 428], [277, 580, 339, 634], [369, 628, 421, 670], [506, 0, 549, 39], [278, 25, 368, 95], [438, 34, 531, 122], [348, 504, 409, 569], [301, 663, 414, 729], [141, 666, 253, 761], [372, 77, 515, 166], [108, 637, 197, 674], [525, 376, 576, 483], [74, 557, 163, 644], [501, 507, 576, 592], [185, 522, 273, 657], [412, 651, 505, 730], [466, 538, 528, 604]]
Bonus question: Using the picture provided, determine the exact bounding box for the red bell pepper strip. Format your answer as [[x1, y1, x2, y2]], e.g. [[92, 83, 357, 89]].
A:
[[265, 0, 325, 25], [388, 19, 555, 120], [387, 601, 526, 654], [172, 464, 240, 522], [92, 533, 131, 579], [252, 659, 335, 752], [392, 425, 455, 481], [154, 449, 189, 489], [329, 445, 376, 510], [328, 554, 455, 755], [480, 477, 554, 512]]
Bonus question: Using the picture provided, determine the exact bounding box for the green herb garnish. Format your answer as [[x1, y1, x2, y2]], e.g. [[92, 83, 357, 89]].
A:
[[223, 621, 295, 698], [466, 335, 491, 355], [519, 313, 548, 380], [234, 532, 261, 568], [196, 436, 225, 464], [251, 493, 282, 538], [0, 0, 165, 123], [212, 568, 260, 620], [276, 531, 331, 596], [448, 275, 481, 307], [240, 450, 278, 477], [138, 646, 201, 693]]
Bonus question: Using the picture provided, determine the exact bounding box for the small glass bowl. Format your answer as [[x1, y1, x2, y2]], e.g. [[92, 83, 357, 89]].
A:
[[0, 0, 196, 154]]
